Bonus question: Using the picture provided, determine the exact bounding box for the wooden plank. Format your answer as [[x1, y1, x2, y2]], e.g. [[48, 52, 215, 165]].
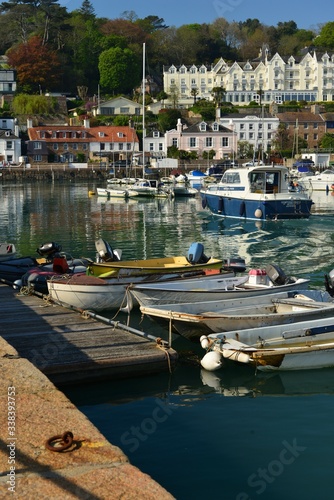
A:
[[0, 284, 177, 384]]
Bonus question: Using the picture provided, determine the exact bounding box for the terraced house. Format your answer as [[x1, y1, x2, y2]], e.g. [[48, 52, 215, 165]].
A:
[[163, 47, 334, 108], [26, 119, 139, 165]]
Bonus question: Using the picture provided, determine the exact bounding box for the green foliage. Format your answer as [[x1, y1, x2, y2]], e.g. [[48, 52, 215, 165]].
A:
[[167, 145, 179, 158], [99, 47, 140, 94], [320, 133, 334, 149], [158, 109, 182, 132], [314, 22, 334, 50], [12, 94, 59, 114]]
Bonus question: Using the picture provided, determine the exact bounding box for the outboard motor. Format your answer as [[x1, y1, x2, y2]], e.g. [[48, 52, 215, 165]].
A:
[[325, 269, 334, 297], [187, 242, 209, 264], [222, 257, 246, 273], [95, 238, 121, 262], [36, 242, 62, 258], [265, 263, 288, 286]]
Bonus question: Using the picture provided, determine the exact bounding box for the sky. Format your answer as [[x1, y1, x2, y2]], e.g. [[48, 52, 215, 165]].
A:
[[59, 0, 329, 30]]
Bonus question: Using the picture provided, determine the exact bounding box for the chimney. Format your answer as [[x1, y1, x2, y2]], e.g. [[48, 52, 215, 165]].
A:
[[27, 118, 33, 129], [177, 118, 182, 132]]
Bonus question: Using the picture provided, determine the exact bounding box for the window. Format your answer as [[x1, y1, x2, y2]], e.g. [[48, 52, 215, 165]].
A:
[[100, 143, 105, 150], [119, 143, 123, 150], [126, 143, 131, 151], [314, 134, 318, 140], [120, 107, 130, 114], [34, 155, 42, 161], [73, 143, 78, 150], [110, 143, 114, 150], [222, 137, 228, 147], [189, 137, 196, 147], [82, 143, 87, 150], [53, 144, 58, 150], [172, 138, 178, 147], [34, 141, 42, 149], [149, 143, 154, 151], [159, 143, 163, 151], [206, 137, 212, 147], [63, 143, 68, 150]]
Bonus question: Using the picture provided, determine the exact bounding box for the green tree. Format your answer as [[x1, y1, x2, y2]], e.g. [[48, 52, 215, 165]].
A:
[[158, 109, 181, 132], [314, 22, 334, 50], [99, 46, 140, 94], [320, 133, 334, 149]]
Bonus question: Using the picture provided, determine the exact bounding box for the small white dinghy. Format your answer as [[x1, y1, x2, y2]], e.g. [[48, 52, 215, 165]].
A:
[[200, 315, 334, 371]]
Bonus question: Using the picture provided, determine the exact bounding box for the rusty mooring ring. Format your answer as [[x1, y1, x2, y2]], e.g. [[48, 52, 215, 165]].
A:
[[45, 431, 74, 452]]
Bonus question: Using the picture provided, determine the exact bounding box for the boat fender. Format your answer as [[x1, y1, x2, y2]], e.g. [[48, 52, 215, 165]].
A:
[[222, 349, 250, 364], [200, 351, 223, 371], [255, 208, 263, 218], [239, 201, 246, 216], [200, 335, 210, 349], [218, 197, 224, 213], [201, 195, 207, 209]]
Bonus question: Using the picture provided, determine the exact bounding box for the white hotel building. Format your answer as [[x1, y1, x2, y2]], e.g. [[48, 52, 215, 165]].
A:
[[163, 48, 334, 107]]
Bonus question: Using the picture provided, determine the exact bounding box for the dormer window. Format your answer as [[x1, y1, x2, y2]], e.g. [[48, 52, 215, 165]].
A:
[[98, 131, 104, 137], [200, 122, 207, 132], [117, 132, 124, 138], [212, 122, 219, 131], [153, 131, 160, 138]]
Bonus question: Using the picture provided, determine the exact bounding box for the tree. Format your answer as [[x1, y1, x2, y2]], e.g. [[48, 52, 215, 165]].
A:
[[98, 46, 140, 94], [314, 22, 334, 50], [211, 86, 226, 106], [190, 87, 199, 104], [7, 35, 62, 92], [158, 109, 181, 132], [320, 133, 334, 149]]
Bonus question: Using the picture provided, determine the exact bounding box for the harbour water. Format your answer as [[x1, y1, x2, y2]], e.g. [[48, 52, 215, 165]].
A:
[[2, 179, 334, 499]]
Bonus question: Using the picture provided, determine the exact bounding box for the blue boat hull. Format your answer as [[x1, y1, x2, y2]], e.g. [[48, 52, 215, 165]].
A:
[[201, 193, 313, 220]]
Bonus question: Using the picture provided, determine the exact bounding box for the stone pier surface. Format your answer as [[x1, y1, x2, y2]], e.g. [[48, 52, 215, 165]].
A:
[[0, 337, 174, 499]]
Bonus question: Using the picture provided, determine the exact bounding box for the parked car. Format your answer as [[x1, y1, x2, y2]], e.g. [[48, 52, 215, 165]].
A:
[[242, 160, 264, 166], [293, 159, 315, 168], [110, 160, 131, 168]]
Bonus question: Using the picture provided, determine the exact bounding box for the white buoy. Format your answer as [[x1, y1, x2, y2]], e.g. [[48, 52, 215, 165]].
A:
[[255, 208, 263, 219], [200, 351, 223, 371], [222, 349, 250, 364], [200, 335, 210, 349]]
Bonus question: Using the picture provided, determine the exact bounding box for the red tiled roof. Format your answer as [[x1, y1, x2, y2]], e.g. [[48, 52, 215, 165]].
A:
[[27, 125, 139, 143]]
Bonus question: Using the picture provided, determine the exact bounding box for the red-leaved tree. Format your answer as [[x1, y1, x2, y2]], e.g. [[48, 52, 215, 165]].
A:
[[7, 35, 62, 93]]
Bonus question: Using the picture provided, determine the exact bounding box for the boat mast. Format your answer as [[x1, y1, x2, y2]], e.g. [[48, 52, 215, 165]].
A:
[[142, 42, 146, 179]]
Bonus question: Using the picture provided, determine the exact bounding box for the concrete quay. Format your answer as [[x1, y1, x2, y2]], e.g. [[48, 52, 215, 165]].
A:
[[0, 336, 175, 499]]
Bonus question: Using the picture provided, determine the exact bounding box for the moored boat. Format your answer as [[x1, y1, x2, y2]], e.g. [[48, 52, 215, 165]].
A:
[[200, 316, 334, 371], [138, 290, 334, 341], [87, 242, 223, 278], [129, 264, 309, 307], [200, 164, 313, 220], [299, 169, 334, 192], [46, 268, 234, 312]]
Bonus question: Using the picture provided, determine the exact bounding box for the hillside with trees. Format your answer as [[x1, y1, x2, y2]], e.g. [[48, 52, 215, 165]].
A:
[[0, 0, 333, 100]]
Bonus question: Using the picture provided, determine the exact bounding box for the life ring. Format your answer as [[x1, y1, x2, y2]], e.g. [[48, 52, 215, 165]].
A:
[[239, 201, 246, 216], [201, 196, 207, 209]]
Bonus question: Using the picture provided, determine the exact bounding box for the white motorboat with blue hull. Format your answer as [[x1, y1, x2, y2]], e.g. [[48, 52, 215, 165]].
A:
[[200, 164, 313, 220]]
